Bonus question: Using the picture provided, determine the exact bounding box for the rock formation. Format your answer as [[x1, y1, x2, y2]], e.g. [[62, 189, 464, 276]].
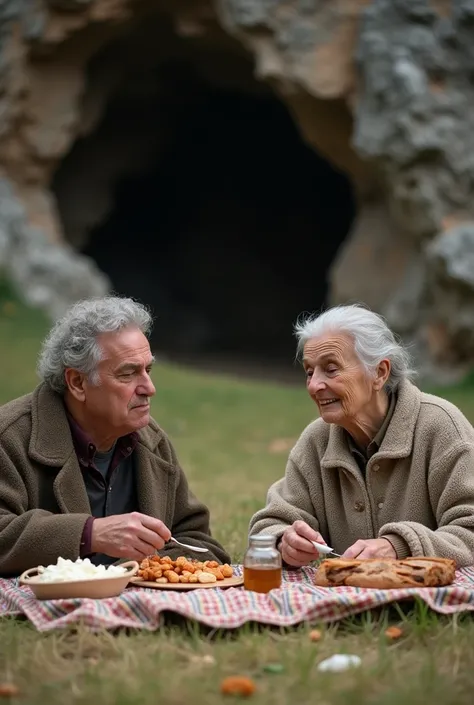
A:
[[0, 0, 473, 381]]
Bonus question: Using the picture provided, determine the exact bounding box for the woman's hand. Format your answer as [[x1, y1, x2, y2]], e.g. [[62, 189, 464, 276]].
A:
[[342, 538, 397, 560], [280, 520, 326, 567]]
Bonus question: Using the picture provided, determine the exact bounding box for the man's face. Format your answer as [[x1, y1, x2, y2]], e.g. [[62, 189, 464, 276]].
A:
[[81, 327, 156, 440]]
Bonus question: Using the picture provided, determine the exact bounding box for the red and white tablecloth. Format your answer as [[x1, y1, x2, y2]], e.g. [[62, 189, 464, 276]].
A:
[[1, 565, 474, 632]]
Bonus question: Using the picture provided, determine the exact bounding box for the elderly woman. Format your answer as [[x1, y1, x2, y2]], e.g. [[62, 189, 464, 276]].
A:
[[249, 304, 474, 568]]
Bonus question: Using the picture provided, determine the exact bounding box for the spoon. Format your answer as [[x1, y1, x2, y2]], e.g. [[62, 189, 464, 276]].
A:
[[312, 541, 342, 558], [112, 538, 209, 565], [170, 537, 209, 553]]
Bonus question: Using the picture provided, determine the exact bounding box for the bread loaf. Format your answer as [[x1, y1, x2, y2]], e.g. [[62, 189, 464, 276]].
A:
[[314, 557, 456, 589]]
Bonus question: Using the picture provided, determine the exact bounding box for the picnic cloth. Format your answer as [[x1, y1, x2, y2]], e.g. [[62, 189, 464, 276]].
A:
[[1, 565, 474, 632]]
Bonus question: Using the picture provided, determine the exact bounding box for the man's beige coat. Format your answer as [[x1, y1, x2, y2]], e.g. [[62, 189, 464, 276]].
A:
[[0, 384, 230, 575]]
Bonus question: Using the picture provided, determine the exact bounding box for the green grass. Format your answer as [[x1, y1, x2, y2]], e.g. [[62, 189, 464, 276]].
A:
[[1, 281, 474, 704]]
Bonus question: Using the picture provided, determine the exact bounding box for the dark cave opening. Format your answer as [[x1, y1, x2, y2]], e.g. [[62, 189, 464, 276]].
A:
[[54, 64, 355, 370]]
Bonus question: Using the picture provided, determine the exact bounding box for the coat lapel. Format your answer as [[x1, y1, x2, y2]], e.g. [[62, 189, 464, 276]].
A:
[[28, 383, 90, 514], [53, 453, 91, 514], [375, 380, 421, 459], [28, 384, 73, 466], [320, 424, 358, 472], [134, 441, 174, 525]]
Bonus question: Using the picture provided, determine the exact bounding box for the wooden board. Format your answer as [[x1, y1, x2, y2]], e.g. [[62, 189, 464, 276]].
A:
[[129, 575, 244, 591]]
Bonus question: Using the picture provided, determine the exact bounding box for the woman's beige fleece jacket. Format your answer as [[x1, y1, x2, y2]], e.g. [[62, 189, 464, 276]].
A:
[[249, 380, 474, 567]]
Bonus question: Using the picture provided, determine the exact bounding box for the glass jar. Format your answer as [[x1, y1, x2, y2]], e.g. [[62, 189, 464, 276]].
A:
[[243, 534, 282, 593]]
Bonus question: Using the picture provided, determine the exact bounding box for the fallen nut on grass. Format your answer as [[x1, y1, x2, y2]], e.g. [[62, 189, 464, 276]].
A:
[[220, 676, 256, 697], [0, 683, 19, 698], [309, 629, 322, 642], [385, 626, 403, 640], [190, 654, 216, 666], [200, 654, 216, 665]]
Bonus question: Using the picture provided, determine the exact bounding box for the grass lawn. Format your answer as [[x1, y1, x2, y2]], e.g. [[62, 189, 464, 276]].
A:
[[1, 284, 474, 704]]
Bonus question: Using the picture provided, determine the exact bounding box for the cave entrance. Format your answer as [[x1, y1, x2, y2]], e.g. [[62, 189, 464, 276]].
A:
[[52, 17, 355, 377]]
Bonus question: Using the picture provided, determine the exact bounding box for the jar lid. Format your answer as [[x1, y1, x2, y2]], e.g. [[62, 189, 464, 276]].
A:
[[248, 534, 276, 544]]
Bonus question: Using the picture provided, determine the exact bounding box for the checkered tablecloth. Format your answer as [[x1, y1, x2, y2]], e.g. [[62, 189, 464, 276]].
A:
[[1, 566, 474, 632]]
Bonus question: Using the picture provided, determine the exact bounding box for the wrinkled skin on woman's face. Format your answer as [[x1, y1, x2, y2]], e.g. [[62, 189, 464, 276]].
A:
[[303, 332, 390, 444]]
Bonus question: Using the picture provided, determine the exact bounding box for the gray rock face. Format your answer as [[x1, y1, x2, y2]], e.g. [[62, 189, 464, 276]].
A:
[[429, 224, 474, 291], [424, 224, 474, 364], [355, 0, 474, 236], [0, 179, 109, 320], [352, 0, 474, 368], [219, 0, 474, 373], [1, 0, 474, 379], [0, 0, 109, 320]]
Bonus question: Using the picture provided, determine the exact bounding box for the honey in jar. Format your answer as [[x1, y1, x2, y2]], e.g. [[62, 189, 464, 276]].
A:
[[243, 534, 282, 593]]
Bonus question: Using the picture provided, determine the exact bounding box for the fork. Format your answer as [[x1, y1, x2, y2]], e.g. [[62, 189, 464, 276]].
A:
[[312, 541, 342, 558], [170, 537, 209, 553]]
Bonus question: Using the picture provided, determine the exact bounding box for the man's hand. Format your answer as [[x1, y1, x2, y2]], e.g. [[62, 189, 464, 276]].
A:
[[342, 538, 397, 560], [91, 512, 171, 559], [280, 520, 326, 567]]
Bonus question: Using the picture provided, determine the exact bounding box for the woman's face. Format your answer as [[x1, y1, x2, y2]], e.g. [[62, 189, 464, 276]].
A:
[[303, 332, 377, 426]]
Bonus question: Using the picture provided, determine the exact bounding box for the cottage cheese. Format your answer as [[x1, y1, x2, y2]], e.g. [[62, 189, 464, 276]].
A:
[[36, 557, 127, 582]]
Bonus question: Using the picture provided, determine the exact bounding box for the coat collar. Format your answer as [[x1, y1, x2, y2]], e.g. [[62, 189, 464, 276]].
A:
[[320, 379, 422, 470], [28, 383, 163, 467]]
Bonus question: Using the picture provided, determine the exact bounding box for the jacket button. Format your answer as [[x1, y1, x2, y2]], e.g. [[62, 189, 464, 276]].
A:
[[372, 463, 380, 472], [378, 501, 384, 509], [354, 501, 365, 512]]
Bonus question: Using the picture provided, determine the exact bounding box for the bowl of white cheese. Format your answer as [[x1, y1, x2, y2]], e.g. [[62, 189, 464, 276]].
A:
[[19, 557, 139, 600]]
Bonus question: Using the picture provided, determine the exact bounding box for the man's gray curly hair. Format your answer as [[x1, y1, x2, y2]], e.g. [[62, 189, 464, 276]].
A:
[[37, 296, 153, 394]]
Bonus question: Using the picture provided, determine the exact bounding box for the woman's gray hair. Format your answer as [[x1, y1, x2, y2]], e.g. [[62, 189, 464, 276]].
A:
[[294, 304, 415, 392], [37, 296, 153, 394]]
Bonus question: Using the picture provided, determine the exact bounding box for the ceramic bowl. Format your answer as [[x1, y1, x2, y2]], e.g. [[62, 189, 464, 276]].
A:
[[19, 560, 139, 600]]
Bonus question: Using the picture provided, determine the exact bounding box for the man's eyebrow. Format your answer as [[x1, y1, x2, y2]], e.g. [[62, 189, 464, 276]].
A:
[[115, 363, 139, 373], [115, 357, 155, 373]]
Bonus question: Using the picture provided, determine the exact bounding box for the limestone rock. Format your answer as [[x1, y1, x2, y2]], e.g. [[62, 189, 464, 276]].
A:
[[221, 0, 474, 377], [422, 223, 474, 364], [0, 0, 474, 379], [0, 177, 109, 320], [429, 224, 474, 292], [330, 201, 414, 313]]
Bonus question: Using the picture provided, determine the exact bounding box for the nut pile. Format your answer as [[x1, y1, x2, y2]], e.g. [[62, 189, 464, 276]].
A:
[[138, 555, 234, 584]]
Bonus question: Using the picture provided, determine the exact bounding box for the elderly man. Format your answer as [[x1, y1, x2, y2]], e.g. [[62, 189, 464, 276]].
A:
[[0, 296, 230, 576]]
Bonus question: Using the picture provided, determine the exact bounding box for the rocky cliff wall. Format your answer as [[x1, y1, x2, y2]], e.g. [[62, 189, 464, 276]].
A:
[[0, 0, 473, 381]]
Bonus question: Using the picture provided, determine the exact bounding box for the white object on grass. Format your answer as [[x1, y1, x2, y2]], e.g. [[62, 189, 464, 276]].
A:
[[317, 655, 362, 673]]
